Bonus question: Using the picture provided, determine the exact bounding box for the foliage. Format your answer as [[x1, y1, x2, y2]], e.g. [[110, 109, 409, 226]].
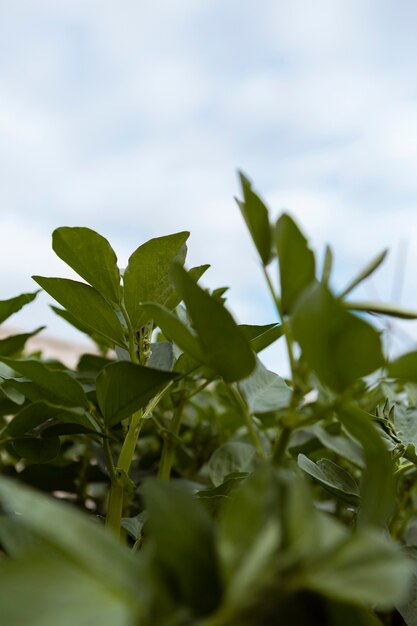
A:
[[1, 176, 417, 625]]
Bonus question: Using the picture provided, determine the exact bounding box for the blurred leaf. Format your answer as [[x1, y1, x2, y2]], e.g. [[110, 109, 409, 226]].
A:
[[298, 454, 359, 505], [0, 327, 44, 357], [346, 301, 417, 319], [208, 441, 257, 487], [237, 172, 272, 265], [291, 283, 384, 392], [171, 263, 256, 382], [5, 401, 95, 436], [142, 478, 221, 616], [239, 357, 291, 413], [52, 227, 121, 305], [321, 245, 333, 287], [33, 277, 126, 348], [311, 424, 365, 468], [339, 249, 388, 298], [239, 323, 284, 353], [12, 436, 61, 464], [389, 351, 417, 383], [275, 213, 316, 313], [123, 231, 189, 331], [148, 342, 175, 371], [96, 361, 177, 427], [0, 291, 39, 325], [0, 358, 89, 410]]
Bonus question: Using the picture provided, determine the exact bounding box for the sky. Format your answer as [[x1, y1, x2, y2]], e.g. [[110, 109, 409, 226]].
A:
[[2, 0, 417, 371]]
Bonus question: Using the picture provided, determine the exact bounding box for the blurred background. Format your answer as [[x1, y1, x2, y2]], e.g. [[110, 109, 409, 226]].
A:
[[1, 0, 417, 371]]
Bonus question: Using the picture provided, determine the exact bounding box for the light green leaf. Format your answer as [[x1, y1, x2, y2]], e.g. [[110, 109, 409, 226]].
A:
[[208, 441, 257, 487], [171, 264, 256, 382], [239, 357, 291, 413], [391, 405, 417, 450], [123, 231, 189, 331], [52, 227, 121, 305], [291, 282, 384, 392], [96, 361, 177, 426], [33, 276, 127, 348], [237, 172, 272, 265], [0, 358, 89, 409], [275, 213, 316, 313], [298, 454, 359, 505], [339, 249, 388, 298], [148, 342, 175, 371], [0, 291, 39, 325]]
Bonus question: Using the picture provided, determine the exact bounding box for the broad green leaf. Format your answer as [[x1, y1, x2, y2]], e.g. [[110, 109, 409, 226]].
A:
[[0, 291, 39, 325], [0, 327, 44, 357], [5, 400, 95, 436], [52, 227, 121, 305], [0, 552, 135, 626], [96, 361, 177, 426], [208, 441, 257, 487], [339, 249, 388, 298], [238, 357, 292, 413], [123, 231, 189, 331], [297, 454, 359, 505], [239, 323, 284, 353], [275, 213, 316, 313], [237, 172, 272, 265], [337, 405, 395, 527], [391, 405, 417, 450], [0, 358, 89, 409], [389, 351, 417, 383], [311, 424, 365, 468], [33, 276, 126, 348], [171, 264, 256, 382], [142, 478, 221, 616], [196, 475, 246, 516], [0, 476, 141, 600], [291, 283, 384, 392], [13, 436, 61, 463], [50, 306, 114, 350], [188, 263, 211, 282], [346, 301, 417, 319], [148, 342, 175, 371], [138, 303, 205, 363], [302, 529, 412, 610]]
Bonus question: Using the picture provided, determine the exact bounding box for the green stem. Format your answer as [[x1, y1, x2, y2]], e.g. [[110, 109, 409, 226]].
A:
[[273, 426, 293, 464], [158, 400, 185, 480], [227, 384, 266, 459]]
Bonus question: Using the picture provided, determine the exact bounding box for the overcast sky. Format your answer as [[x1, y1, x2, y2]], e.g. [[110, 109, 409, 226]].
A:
[[2, 0, 417, 369]]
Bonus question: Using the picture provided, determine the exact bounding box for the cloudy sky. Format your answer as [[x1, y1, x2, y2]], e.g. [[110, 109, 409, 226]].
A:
[[2, 0, 417, 369]]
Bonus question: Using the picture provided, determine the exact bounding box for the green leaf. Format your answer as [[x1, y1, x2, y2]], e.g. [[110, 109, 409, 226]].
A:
[[0, 291, 39, 325], [391, 405, 417, 451], [12, 436, 61, 463], [138, 303, 205, 363], [389, 351, 417, 383], [96, 361, 177, 427], [310, 424, 365, 468], [0, 327, 44, 357], [208, 441, 257, 487], [346, 301, 417, 319], [302, 529, 412, 610], [142, 478, 221, 616], [297, 454, 359, 505], [0, 358, 89, 409], [238, 357, 291, 413], [4, 400, 95, 436], [237, 172, 272, 265], [339, 249, 388, 298], [239, 323, 283, 353], [33, 276, 126, 348], [291, 282, 384, 392], [321, 244, 333, 287], [148, 342, 175, 371], [337, 404, 395, 527], [123, 231, 189, 331], [275, 213, 316, 313], [171, 264, 256, 382], [51, 306, 114, 350], [52, 227, 121, 305]]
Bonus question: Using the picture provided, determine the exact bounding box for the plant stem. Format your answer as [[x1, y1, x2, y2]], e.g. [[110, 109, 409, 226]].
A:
[[273, 426, 293, 464], [227, 384, 266, 459], [158, 400, 185, 480]]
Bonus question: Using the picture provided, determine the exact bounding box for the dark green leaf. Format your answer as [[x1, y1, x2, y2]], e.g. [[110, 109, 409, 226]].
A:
[[50, 306, 114, 350], [275, 213, 316, 313], [13, 436, 61, 463], [291, 282, 384, 392], [238, 357, 291, 413], [123, 231, 189, 331], [237, 172, 272, 265], [4, 400, 95, 436], [389, 351, 417, 383], [239, 323, 284, 352], [0, 291, 39, 325], [0, 327, 44, 357], [96, 361, 177, 427], [339, 249, 388, 298], [142, 478, 221, 616], [33, 277, 126, 348], [52, 227, 121, 305], [171, 264, 256, 382], [297, 454, 359, 504], [321, 244, 333, 287], [346, 301, 417, 319]]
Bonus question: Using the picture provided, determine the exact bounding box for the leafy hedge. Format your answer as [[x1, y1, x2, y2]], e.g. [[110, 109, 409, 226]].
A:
[[1, 174, 417, 625]]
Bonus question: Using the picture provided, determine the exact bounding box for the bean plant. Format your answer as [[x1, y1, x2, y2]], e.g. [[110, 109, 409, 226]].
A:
[[2, 174, 417, 625]]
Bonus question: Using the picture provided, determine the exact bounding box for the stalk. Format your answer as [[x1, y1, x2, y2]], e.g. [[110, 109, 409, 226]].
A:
[[158, 400, 185, 480], [227, 384, 266, 459]]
